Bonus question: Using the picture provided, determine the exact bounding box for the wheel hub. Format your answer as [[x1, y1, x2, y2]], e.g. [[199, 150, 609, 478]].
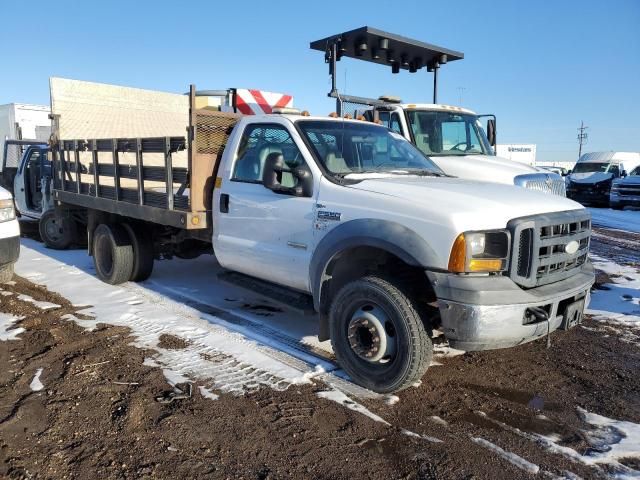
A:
[[347, 305, 396, 363], [45, 218, 62, 241]]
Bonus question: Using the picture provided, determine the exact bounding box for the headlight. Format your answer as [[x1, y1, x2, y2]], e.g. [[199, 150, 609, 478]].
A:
[[0, 199, 16, 222], [448, 230, 510, 273]]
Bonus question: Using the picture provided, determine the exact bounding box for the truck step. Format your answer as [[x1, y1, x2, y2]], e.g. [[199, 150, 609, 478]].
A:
[[217, 271, 315, 316]]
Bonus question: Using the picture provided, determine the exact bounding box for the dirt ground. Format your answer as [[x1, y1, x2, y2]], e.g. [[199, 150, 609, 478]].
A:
[[0, 230, 639, 479]]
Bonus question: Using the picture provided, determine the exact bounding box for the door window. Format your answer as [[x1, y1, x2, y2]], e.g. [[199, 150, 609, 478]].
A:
[[389, 113, 403, 134], [232, 124, 304, 187]]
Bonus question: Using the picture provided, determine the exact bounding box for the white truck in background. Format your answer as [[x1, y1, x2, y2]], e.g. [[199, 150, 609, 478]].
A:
[[0, 103, 51, 170], [310, 27, 566, 196], [0, 185, 20, 283], [26, 78, 594, 393]]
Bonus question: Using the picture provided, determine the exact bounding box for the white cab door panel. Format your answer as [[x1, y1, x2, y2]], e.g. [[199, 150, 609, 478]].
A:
[[213, 121, 317, 292]]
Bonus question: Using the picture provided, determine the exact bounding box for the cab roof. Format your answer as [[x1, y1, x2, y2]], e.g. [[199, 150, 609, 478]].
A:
[[397, 103, 476, 115]]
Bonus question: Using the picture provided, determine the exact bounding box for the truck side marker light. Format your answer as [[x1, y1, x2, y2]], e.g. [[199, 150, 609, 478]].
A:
[[215, 177, 222, 188], [448, 234, 466, 272], [192, 216, 200, 226]]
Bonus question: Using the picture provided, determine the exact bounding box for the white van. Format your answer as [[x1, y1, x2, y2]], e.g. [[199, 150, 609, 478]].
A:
[[0, 186, 20, 282], [566, 152, 640, 206]]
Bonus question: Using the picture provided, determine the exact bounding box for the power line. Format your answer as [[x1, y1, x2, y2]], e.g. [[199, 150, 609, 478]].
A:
[[577, 120, 588, 159]]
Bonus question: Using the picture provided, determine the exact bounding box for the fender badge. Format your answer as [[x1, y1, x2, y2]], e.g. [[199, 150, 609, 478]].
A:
[[317, 211, 341, 221], [565, 240, 580, 254]]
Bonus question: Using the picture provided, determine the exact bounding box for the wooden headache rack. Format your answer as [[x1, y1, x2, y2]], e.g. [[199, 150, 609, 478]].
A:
[[51, 85, 241, 231]]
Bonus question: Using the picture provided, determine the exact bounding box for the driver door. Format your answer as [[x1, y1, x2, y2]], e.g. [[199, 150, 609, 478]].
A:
[[213, 123, 316, 292], [14, 147, 43, 218]]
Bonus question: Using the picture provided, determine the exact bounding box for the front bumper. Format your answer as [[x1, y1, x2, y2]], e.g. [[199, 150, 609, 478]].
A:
[[567, 188, 609, 205], [610, 192, 640, 207], [0, 235, 20, 267], [427, 262, 595, 351]]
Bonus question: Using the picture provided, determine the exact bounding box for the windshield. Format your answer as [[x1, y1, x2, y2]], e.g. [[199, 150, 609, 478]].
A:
[[297, 120, 444, 177], [405, 110, 492, 157], [572, 162, 618, 175]]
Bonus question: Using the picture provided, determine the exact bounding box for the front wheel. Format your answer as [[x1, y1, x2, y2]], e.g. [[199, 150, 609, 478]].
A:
[[39, 209, 77, 250], [329, 275, 432, 393]]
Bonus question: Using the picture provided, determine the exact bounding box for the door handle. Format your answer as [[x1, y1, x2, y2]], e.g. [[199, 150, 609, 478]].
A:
[[219, 193, 229, 213]]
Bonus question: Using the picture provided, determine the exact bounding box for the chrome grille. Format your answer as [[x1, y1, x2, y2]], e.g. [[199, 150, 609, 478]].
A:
[[509, 210, 591, 288], [616, 183, 640, 197], [514, 173, 567, 196]]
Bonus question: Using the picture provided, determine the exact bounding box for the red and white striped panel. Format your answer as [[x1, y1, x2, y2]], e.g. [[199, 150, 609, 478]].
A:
[[234, 88, 294, 115]]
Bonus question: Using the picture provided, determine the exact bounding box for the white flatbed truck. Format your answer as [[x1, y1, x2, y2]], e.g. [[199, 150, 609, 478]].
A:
[[36, 79, 594, 393]]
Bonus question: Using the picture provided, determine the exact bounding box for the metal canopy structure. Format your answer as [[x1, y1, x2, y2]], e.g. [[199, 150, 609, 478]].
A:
[[310, 26, 464, 107]]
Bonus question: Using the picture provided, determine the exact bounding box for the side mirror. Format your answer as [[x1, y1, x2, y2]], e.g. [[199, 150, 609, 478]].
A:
[[486, 118, 496, 147], [262, 152, 313, 197], [567, 170, 572, 175], [621, 170, 628, 178]]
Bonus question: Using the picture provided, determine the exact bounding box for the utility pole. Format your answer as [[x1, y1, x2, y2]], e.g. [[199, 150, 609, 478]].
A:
[[457, 86, 466, 105], [577, 121, 588, 159]]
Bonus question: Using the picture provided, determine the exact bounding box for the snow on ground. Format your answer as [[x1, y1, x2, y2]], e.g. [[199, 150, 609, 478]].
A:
[[15, 240, 327, 396], [0, 312, 24, 341], [477, 409, 640, 478], [14, 239, 394, 427], [589, 207, 640, 233], [17, 294, 60, 311], [470, 437, 539, 474], [30, 368, 44, 392], [589, 254, 640, 336]]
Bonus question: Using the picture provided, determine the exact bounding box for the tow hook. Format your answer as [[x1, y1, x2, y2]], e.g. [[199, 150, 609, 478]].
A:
[[527, 306, 552, 348]]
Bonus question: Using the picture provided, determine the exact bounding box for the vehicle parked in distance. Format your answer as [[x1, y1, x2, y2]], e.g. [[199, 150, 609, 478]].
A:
[[540, 165, 568, 176], [30, 78, 594, 393], [567, 152, 640, 207], [310, 27, 566, 196], [610, 165, 640, 210], [0, 186, 20, 283]]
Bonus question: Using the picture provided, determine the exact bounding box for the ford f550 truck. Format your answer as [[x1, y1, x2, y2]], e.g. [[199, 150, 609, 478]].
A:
[[37, 79, 594, 393], [310, 27, 566, 196]]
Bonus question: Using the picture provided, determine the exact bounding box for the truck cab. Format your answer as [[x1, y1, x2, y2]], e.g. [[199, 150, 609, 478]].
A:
[[367, 102, 566, 195]]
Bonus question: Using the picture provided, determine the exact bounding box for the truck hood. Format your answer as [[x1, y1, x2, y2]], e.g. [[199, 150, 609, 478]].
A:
[[346, 176, 583, 231], [429, 154, 538, 185], [614, 176, 640, 186], [569, 172, 613, 184]]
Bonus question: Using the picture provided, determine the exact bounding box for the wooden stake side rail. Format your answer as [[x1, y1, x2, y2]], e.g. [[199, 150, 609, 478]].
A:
[[52, 136, 208, 230]]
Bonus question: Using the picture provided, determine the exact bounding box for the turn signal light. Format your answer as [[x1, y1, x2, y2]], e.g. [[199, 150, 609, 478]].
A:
[[448, 234, 466, 272], [469, 258, 503, 272]]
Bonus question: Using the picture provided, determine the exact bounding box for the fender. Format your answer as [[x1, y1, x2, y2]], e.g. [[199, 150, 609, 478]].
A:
[[310, 218, 440, 312]]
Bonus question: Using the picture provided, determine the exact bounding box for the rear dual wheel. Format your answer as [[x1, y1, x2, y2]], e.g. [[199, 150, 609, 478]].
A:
[[329, 275, 432, 393], [92, 223, 154, 285]]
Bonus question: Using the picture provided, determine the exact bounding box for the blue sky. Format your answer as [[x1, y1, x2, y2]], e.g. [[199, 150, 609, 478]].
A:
[[1, 0, 638, 163]]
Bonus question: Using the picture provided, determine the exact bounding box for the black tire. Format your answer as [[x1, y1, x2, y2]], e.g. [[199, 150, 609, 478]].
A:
[[39, 209, 77, 250], [122, 223, 154, 282], [0, 264, 13, 284], [329, 275, 432, 393], [92, 223, 134, 285]]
